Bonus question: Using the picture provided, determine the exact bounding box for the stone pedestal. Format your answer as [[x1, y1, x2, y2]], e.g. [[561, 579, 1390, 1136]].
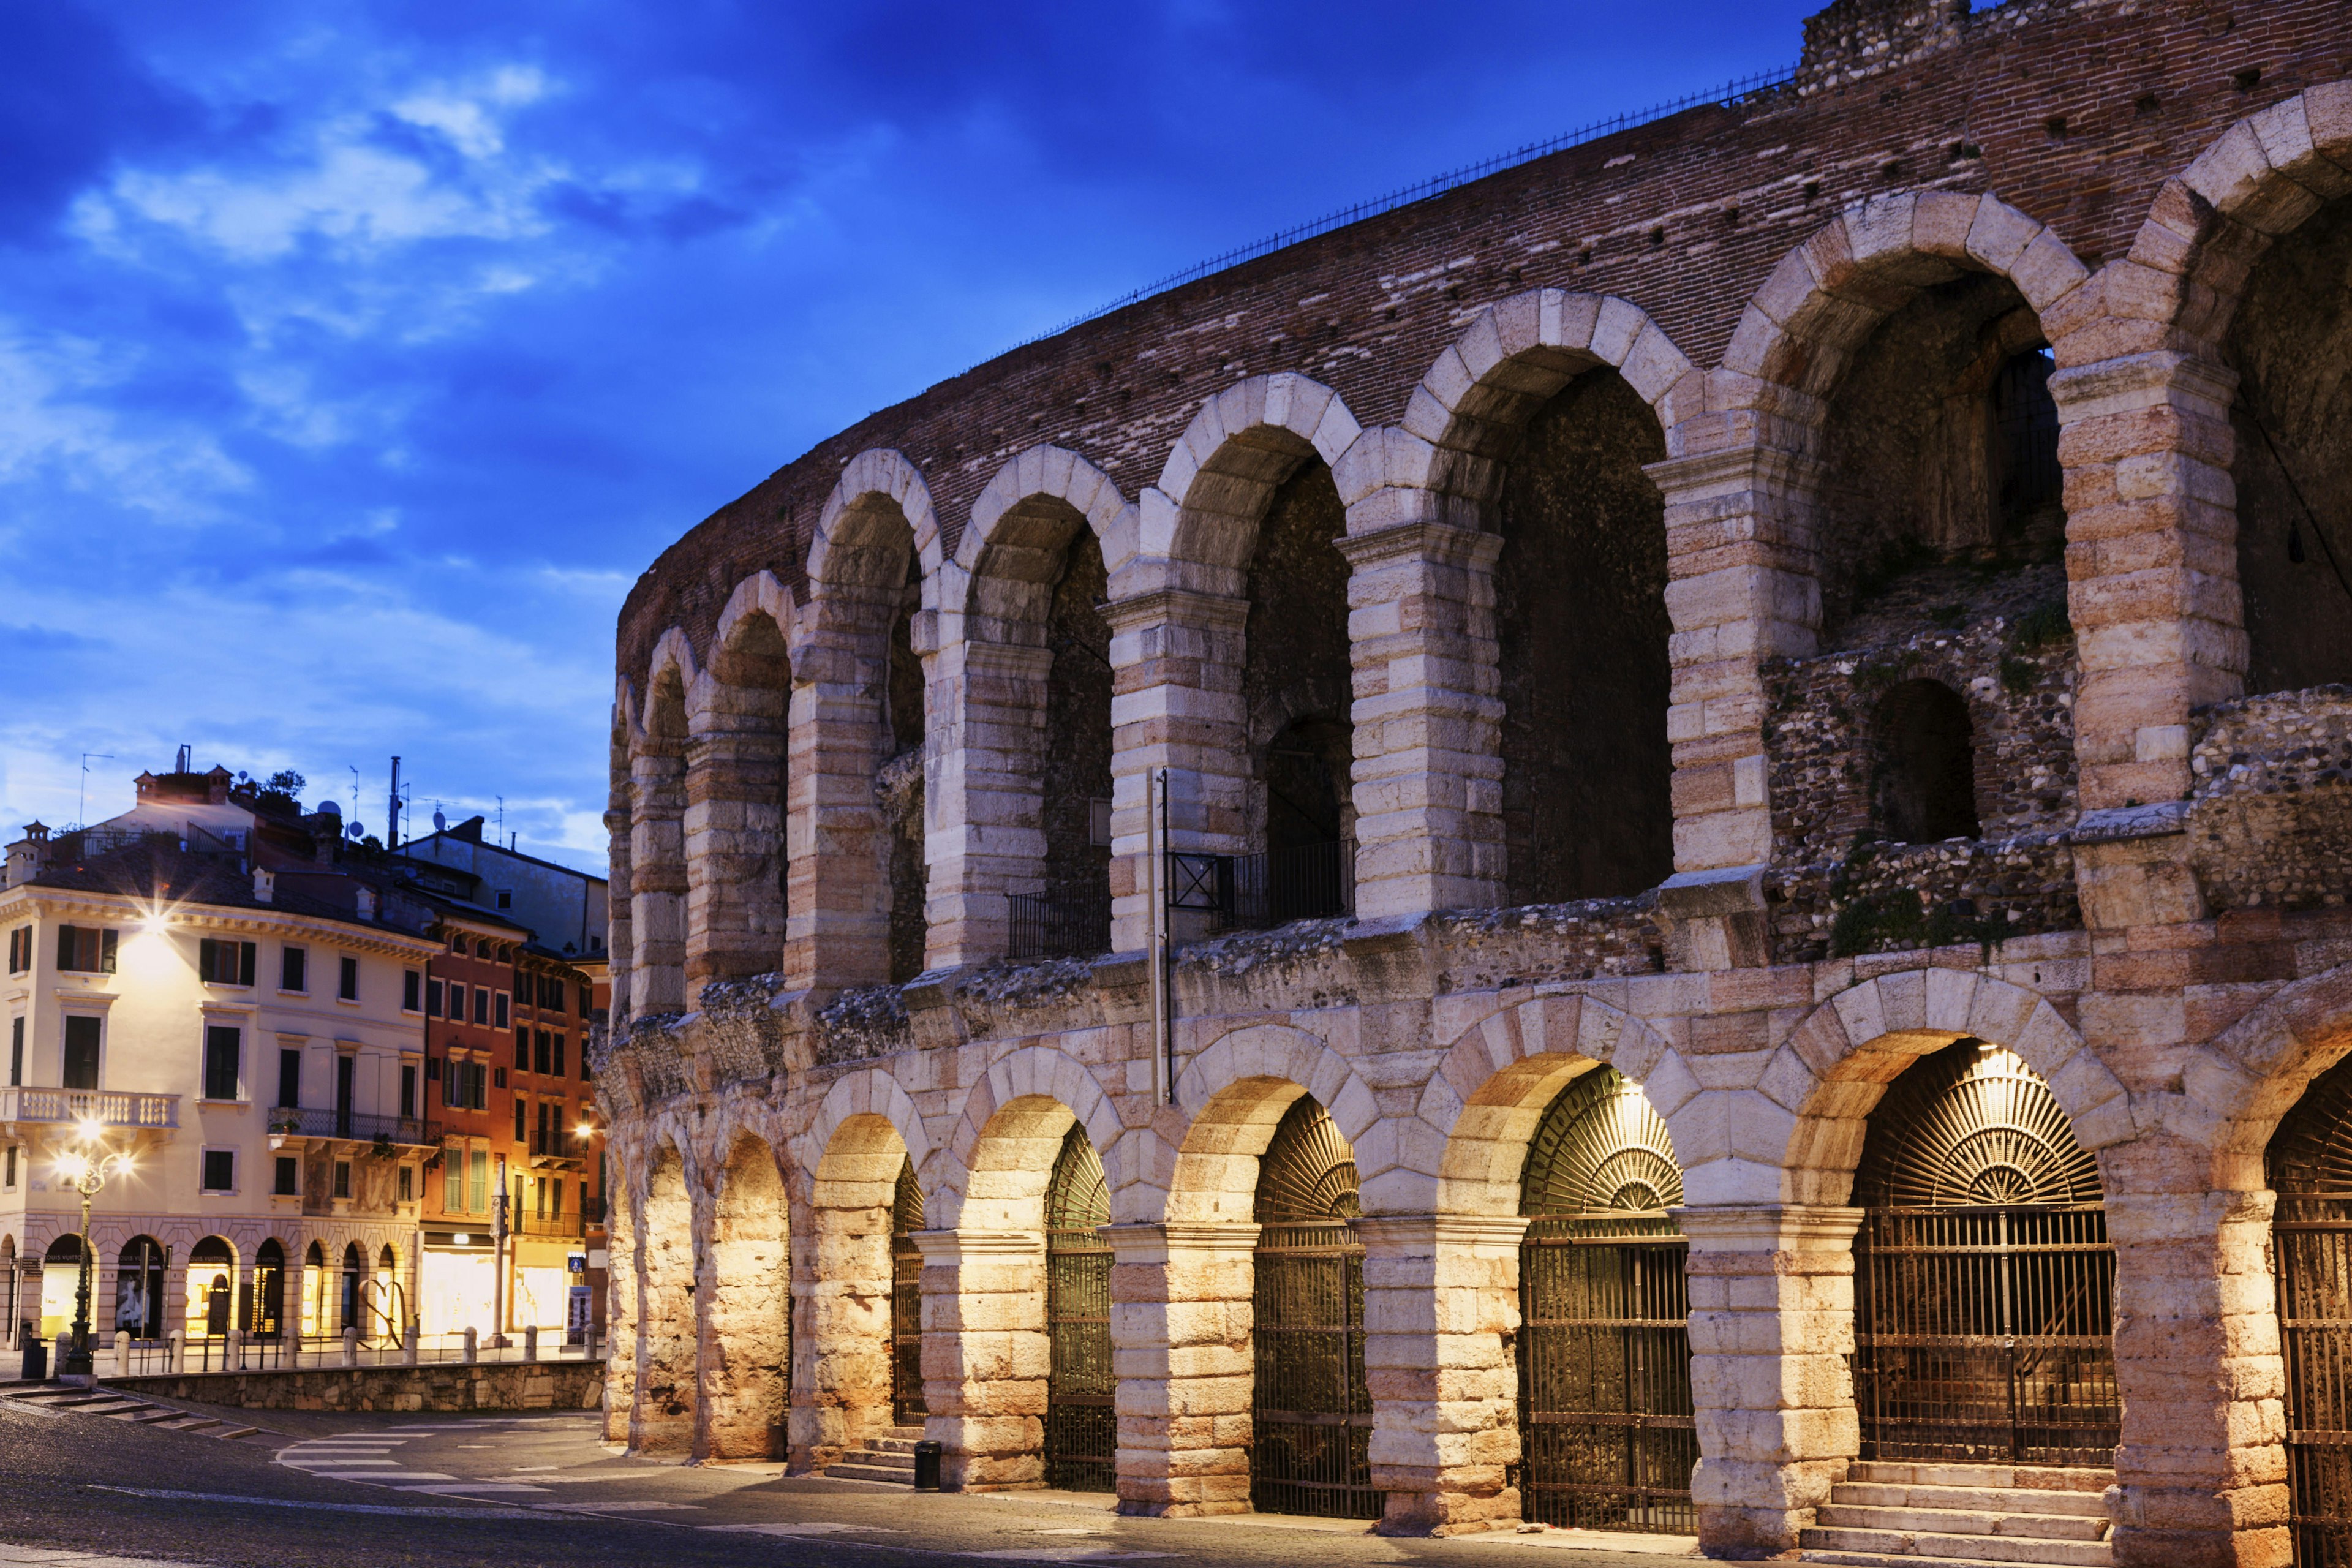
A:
[[2106, 1188, 2289, 1568], [1104, 1221, 1259, 1516], [1339, 522, 1506, 919], [1678, 1203, 1863, 1559], [914, 1228, 1050, 1490], [1357, 1214, 1529, 1536]]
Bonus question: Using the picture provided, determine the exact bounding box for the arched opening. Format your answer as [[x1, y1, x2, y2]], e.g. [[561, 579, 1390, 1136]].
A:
[[1235, 462, 1355, 928], [884, 557, 927, 984], [2, 1236, 18, 1349], [1251, 1093, 1376, 1519], [1044, 1122, 1113, 1491], [1494, 369, 1673, 903], [2226, 194, 2352, 693], [363, 1243, 401, 1346], [339, 1243, 363, 1334], [302, 1240, 328, 1340], [1875, 678, 1980, 843], [2263, 1051, 2352, 1559], [1849, 1039, 2114, 1465], [40, 1235, 85, 1343], [631, 667, 690, 1016], [696, 608, 792, 989], [252, 1238, 285, 1341], [707, 1134, 791, 1460], [1028, 529, 1114, 957], [638, 1147, 697, 1453], [891, 1155, 924, 1425], [1517, 1067, 1692, 1535], [187, 1236, 235, 1340], [115, 1236, 167, 1340]]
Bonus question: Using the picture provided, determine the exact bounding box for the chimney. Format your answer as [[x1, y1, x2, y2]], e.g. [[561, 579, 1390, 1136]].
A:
[[253, 868, 276, 904], [356, 885, 377, 921]]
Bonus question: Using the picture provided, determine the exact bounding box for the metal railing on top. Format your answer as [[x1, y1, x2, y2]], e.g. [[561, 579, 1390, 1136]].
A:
[[93, 1329, 612, 1377], [268, 1106, 437, 1145], [1008, 888, 1114, 962], [1169, 840, 1354, 933]]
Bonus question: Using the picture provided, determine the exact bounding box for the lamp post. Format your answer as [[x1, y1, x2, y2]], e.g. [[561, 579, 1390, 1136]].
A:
[[55, 1119, 134, 1380]]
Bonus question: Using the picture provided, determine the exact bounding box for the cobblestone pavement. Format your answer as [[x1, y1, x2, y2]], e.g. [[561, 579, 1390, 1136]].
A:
[[0, 1397, 1687, 1567]]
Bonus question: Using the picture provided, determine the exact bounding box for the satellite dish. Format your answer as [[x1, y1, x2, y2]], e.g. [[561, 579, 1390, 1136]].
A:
[[432, 809, 447, 831], [347, 821, 366, 840], [317, 800, 342, 817]]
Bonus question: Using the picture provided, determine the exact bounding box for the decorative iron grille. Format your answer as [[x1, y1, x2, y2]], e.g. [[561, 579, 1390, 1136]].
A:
[[2268, 1054, 2352, 1566], [891, 1156, 925, 1424], [1165, 842, 1354, 932], [1046, 1123, 1115, 1491], [1251, 1095, 1379, 1519], [1009, 888, 1114, 962], [1850, 1041, 2116, 1466], [1517, 1068, 1695, 1535]]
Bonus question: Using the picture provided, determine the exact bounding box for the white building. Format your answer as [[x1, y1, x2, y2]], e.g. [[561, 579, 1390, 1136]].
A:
[[395, 817, 608, 965]]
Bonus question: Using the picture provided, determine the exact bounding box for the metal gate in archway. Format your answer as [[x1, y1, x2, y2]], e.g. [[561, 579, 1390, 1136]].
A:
[[2269, 1052, 2352, 1565], [892, 1157, 925, 1425], [1851, 1039, 2118, 1466], [1251, 1094, 1379, 1519], [1517, 1066, 1695, 1535], [1045, 1122, 1115, 1491]]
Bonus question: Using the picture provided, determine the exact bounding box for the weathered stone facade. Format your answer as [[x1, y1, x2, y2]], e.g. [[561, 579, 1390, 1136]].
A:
[[595, 4, 2352, 1564]]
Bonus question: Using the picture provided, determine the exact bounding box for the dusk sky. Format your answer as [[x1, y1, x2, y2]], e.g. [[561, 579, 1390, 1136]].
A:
[[0, 1, 1809, 874]]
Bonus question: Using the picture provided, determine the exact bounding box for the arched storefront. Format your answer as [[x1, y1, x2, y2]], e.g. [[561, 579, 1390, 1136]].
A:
[[186, 1237, 235, 1340], [339, 1243, 364, 1334], [1251, 1093, 1377, 1519], [40, 1235, 85, 1342], [1850, 1039, 2116, 1464], [2266, 1052, 2352, 1562], [1516, 1066, 1692, 1534], [1043, 1122, 1113, 1491], [301, 1240, 328, 1338], [252, 1240, 285, 1340], [115, 1236, 167, 1340], [891, 1157, 925, 1425]]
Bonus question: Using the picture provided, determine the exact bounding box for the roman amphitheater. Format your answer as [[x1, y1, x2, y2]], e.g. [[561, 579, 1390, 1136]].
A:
[[592, 2, 2352, 1562]]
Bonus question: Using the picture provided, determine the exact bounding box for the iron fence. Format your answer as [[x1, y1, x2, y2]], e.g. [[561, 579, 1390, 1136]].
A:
[[2275, 1194, 2352, 1566], [891, 1241, 925, 1424], [1168, 840, 1354, 933], [95, 1329, 611, 1376], [1009, 888, 1114, 962], [269, 1107, 437, 1145], [1046, 1226, 1115, 1491], [1251, 1221, 1379, 1519]]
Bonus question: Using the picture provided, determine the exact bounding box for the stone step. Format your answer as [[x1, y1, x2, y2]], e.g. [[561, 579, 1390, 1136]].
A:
[[1817, 1504, 2108, 1542], [1833, 1482, 2110, 1518], [1803, 1555, 2109, 1568], [215, 1425, 260, 1441], [124, 1410, 183, 1425], [1846, 1463, 2113, 1496], [160, 1417, 221, 1433], [1800, 1525, 2112, 1566], [826, 1463, 916, 1485]]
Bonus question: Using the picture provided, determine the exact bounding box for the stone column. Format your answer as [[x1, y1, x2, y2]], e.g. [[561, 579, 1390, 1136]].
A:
[[605, 802, 634, 1022], [1642, 447, 1821, 876], [632, 1174, 698, 1454], [1105, 1221, 1257, 1517], [1103, 591, 1251, 952], [1338, 522, 1506, 920], [700, 1193, 791, 1461], [924, 640, 1052, 970], [2105, 1188, 2287, 1568], [602, 1182, 638, 1444], [789, 1194, 895, 1471], [783, 606, 897, 992], [629, 745, 688, 1016], [1678, 1203, 1862, 1559], [1357, 1214, 1528, 1536], [683, 705, 786, 1003], [914, 1228, 1049, 1491], [2048, 350, 2243, 812]]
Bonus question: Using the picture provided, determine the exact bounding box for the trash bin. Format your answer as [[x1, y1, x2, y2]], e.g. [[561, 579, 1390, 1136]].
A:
[[20, 1336, 48, 1382], [912, 1439, 943, 1491]]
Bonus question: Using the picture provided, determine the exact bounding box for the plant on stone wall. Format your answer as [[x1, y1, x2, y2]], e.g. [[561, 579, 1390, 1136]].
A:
[[2000, 597, 2075, 692]]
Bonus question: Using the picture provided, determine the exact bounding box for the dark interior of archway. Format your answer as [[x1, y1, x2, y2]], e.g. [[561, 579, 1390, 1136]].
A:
[[1817, 272, 2067, 650], [1875, 677, 1980, 843], [1243, 461, 1354, 852], [2228, 194, 2352, 695], [1494, 368, 1673, 903], [715, 612, 793, 921], [885, 558, 925, 984], [1042, 531, 1114, 907]]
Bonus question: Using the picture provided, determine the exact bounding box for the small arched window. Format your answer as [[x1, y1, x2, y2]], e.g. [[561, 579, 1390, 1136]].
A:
[[1877, 679, 1980, 843]]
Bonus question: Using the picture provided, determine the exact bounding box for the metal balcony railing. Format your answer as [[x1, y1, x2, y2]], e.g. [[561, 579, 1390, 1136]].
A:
[[514, 1210, 586, 1239], [1167, 840, 1354, 932], [268, 1106, 438, 1145], [1, 1087, 178, 1129], [1008, 887, 1114, 961]]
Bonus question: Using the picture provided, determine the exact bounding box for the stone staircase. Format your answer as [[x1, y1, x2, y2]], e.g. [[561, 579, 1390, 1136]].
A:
[[1800, 1461, 2114, 1566], [1, 1382, 265, 1441], [824, 1423, 924, 1484]]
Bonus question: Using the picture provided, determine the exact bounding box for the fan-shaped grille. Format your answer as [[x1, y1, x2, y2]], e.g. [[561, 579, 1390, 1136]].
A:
[[1255, 1095, 1360, 1224], [1520, 1068, 1683, 1218], [1852, 1040, 2100, 1208], [2270, 1052, 2352, 1195], [1047, 1123, 1110, 1233], [892, 1155, 924, 1236]]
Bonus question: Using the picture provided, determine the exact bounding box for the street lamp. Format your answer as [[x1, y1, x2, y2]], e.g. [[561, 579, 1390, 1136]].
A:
[[55, 1125, 134, 1379]]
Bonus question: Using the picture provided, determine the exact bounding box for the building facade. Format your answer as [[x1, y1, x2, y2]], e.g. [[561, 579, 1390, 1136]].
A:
[[595, 4, 2352, 1565]]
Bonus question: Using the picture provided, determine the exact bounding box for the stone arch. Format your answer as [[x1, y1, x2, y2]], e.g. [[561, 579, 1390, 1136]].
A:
[[1413, 991, 1697, 1219], [1145, 372, 1363, 580], [935, 1045, 1128, 1231], [2185, 962, 2352, 1193], [688, 574, 798, 993], [1168, 1023, 1383, 1223], [628, 643, 693, 1017], [958, 446, 1133, 623], [1762, 969, 2131, 1207], [808, 448, 946, 608], [701, 1128, 791, 1460]]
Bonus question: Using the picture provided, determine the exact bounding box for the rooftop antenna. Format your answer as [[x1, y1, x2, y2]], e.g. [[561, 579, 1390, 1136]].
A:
[[388, 756, 402, 850], [77, 753, 113, 831], [349, 764, 361, 823], [176, 744, 191, 774], [496, 795, 504, 842]]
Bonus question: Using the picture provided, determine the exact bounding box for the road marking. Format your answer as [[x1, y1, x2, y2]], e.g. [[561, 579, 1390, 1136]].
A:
[[537, 1501, 703, 1512], [959, 1553, 1175, 1563], [89, 1487, 572, 1519], [285, 1460, 403, 1467], [704, 1523, 902, 1536]]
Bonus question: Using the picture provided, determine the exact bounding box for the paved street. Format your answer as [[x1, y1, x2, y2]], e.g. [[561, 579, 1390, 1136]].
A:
[[0, 1395, 1690, 1568]]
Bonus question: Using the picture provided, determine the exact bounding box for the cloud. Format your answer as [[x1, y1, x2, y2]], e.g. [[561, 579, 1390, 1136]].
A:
[[0, 326, 251, 513]]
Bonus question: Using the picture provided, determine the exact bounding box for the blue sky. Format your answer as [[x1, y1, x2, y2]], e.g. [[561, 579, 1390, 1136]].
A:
[[0, 0, 1807, 874]]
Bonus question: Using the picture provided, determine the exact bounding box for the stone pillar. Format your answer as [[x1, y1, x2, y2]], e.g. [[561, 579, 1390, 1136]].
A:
[[790, 1194, 895, 1471], [605, 801, 635, 1022], [2105, 1188, 2287, 1568], [1642, 447, 1821, 876], [1104, 591, 1250, 952], [925, 639, 1051, 969], [1105, 1221, 1257, 1517], [603, 1181, 639, 1444], [700, 1195, 791, 1461], [1338, 522, 1506, 919], [783, 602, 898, 992], [633, 1172, 698, 1454], [2048, 350, 2243, 812], [683, 705, 786, 1002], [629, 744, 688, 1016], [1678, 1203, 1862, 1559], [914, 1228, 1049, 1490], [1357, 1214, 1528, 1536]]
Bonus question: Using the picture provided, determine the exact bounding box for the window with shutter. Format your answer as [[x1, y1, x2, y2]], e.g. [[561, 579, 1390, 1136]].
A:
[[552, 1035, 566, 1079], [203, 1025, 241, 1101], [339, 956, 358, 1000], [61, 1016, 101, 1089]]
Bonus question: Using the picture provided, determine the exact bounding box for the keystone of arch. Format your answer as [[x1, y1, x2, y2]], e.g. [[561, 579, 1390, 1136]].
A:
[[1137, 373, 1363, 571], [792, 1066, 935, 1189], [960, 444, 1138, 585], [930, 1044, 1131, 1229], [1752, 969, 2132, 1207], [808, 447, 946, 608]]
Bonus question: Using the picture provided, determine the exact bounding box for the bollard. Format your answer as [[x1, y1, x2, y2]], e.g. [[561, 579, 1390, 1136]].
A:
[[167, 1330, 184, 1375], [228, 1328, 245, 1372], [342, 1326, 359, 1367], [585, 1327, 600, 1363], [402, 1324, 420, 1367], [462, 1326, 478, 1365], [522, 1325, 539, 1363], [113, 1330, 130, 1378]]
